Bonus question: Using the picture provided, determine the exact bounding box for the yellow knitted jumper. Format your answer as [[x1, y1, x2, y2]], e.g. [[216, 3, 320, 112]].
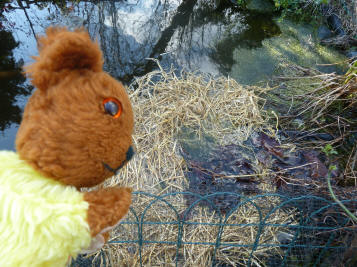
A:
[[0, 151, 92, 267]]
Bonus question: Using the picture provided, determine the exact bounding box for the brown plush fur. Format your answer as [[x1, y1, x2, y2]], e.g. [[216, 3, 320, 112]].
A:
[[16, 27, 134, 237], [84, 187, 132, 237]]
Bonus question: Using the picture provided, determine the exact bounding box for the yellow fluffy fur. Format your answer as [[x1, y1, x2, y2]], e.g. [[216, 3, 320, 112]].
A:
[[0, 151, 91, 267]]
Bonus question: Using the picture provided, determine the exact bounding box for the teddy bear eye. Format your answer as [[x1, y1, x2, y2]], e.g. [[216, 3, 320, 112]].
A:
[[103, 97, 122, 118]]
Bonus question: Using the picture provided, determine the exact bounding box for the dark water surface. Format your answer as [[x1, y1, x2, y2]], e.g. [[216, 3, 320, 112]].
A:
[[0, 0, 345, 150]]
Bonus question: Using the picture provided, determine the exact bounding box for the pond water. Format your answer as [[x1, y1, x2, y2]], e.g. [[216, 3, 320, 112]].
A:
[[0, 0, 347, 150]]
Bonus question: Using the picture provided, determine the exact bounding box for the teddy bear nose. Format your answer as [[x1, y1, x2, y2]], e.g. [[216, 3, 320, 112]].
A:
[[102, 146, 135, 175]]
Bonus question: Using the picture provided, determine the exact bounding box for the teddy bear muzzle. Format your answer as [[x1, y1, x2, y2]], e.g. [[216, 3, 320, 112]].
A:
[[103, 146, 135, 175]]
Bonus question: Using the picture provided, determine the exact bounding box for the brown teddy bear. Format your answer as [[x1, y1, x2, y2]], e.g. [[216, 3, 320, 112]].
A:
[[0, 27, 134, 267]]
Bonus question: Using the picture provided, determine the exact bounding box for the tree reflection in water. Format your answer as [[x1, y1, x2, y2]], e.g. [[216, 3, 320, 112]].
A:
[[0, 0, 280, 148], [85, 0, 279, 82], [0, 30, 33, 132], [89, 0, 249, 82]]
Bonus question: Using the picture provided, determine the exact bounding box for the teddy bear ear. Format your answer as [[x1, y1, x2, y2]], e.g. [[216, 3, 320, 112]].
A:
[[25, 27, 103, 91]]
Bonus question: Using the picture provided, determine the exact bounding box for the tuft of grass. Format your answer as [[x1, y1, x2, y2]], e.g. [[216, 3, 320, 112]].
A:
[[271, 59, 357, 187]]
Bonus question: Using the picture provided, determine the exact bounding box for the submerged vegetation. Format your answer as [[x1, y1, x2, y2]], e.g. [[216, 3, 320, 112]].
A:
[[230, 19, 348, 84]]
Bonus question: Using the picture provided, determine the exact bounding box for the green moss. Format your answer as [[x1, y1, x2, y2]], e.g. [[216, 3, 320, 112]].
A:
[[230, 20, 348, 85], [245, 0, 275, 13]]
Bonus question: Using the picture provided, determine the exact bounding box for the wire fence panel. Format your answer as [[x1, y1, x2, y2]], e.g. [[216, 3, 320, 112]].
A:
[[69, 192, 357, 266], [78, 192, 357, 267]]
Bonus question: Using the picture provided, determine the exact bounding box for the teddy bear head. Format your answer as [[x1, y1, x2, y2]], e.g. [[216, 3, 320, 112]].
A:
[[16, 27, 134, 188]]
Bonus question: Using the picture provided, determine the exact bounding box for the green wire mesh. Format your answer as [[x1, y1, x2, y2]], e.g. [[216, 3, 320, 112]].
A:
[[86, 191, 357, 267]]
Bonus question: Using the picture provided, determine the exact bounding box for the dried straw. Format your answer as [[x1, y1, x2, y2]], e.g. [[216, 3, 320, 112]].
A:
[[93, 65, 296, 266]]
